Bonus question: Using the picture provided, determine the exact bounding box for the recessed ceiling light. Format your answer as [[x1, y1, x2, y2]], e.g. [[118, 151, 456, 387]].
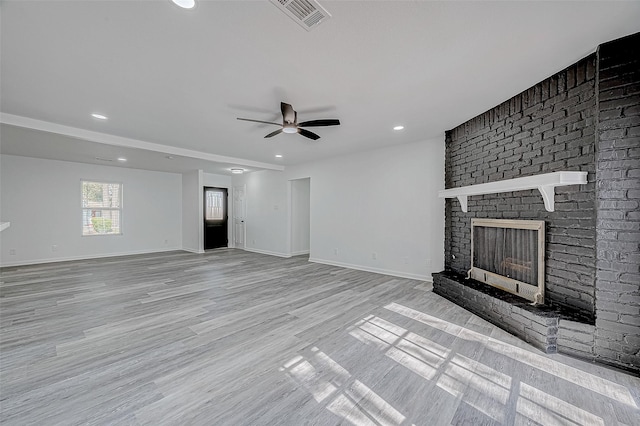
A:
[[393, 125, 404, 131], [231, 168, 244, 174], [171, 0, 195, 9], [117, 157, 127, 162], [275, 154, 283, 158], [92, 113, 108, 120]]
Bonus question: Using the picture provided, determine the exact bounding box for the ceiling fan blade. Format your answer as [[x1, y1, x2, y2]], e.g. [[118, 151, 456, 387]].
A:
[[237, 118, 282, 126], [281, 102, 296, 124], [298, 119, 341, 127], [298, 128, 320, 140], [264, 129, 283, 138]]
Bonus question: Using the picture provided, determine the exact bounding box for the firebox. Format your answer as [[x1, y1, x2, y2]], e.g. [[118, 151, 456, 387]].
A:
[[469, 219, 545, 304]]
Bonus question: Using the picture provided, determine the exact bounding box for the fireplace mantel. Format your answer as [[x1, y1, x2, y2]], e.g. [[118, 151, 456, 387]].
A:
[[438, 171, 588, 212]]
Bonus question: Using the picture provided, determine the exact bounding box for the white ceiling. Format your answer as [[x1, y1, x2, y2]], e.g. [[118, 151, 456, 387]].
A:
[[2, 1, 639, 175]]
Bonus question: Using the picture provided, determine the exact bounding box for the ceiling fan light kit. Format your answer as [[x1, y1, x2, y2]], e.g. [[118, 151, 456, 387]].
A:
[[171, 0, 195, 9], [237, 102, 340, 141]]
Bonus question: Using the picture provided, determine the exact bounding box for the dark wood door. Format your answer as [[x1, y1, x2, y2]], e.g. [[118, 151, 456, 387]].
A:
[[204, 187, 228, 250]]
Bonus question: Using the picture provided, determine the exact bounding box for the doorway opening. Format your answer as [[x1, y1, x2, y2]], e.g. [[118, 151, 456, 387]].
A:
[[290, 178, 310, 257], [204, 187, 228, 250]]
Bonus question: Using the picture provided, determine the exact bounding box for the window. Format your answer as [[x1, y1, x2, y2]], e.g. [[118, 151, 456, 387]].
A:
[[205, 189, 224, 220], [82, 180, 122, 236]]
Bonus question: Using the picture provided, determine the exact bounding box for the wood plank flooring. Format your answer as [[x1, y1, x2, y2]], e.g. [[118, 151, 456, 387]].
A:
[[1, 249, 638, 425]]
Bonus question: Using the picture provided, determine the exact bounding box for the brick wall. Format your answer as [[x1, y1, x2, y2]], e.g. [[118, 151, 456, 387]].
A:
[[445, 55, 598, 316], [443, 32, 640, 372], [595, 33, 640, 369]]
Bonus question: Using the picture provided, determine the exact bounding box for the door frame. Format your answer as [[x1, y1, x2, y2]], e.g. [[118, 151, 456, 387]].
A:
[[232, 184, 246, 249], [288, 177, 311, 256], [203, 186, 229, 250]]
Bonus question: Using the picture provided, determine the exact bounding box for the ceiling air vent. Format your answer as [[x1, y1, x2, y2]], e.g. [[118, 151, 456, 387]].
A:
[[269, 0, 332, 31]]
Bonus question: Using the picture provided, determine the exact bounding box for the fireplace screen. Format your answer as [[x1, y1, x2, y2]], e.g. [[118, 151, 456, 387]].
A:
[[469, 219, 545, 304]]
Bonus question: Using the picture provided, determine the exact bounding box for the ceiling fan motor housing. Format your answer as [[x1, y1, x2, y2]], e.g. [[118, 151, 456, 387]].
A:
[[237, 101, 340, 140], [283, 123, 298, 133]]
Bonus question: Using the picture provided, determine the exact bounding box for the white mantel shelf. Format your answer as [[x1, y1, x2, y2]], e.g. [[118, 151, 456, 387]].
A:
[[438, 171, 588, 212]]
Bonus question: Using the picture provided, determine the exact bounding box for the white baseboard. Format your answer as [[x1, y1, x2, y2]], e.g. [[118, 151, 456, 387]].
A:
[[290, 250, 310, 256], [308, 257, 431, 282], [243, 247, 291, 258], [182, 247, 205, 254], [0, 247, 184, 268], [1, 249, 431, 283]]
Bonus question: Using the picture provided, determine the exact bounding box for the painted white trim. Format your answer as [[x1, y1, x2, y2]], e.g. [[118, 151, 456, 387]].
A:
[[243, 247, 291, 258], [309, 257, 431, 282], [438, 171, 587, 212], [182, 247, 205, 254], [197, 170, 204, 253], [286, 180, 292, 256], [0, 113, 284, 171], [232, 184, 247, 250], [288, 176, 311, 260], [0, 247, 184, 267], [1, 247, 431, 282]]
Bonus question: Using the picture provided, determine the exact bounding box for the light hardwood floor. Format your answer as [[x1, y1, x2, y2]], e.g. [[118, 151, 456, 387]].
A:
[[1, 249, 638, 425]]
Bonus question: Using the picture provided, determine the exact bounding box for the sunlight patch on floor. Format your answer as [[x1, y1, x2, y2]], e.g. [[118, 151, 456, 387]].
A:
[[349, 314, 450, 380], [384, 302, 638, 409], [517, 382, 605, 426], [353, 313, 511, 423], [436, 354, 511, 423], [286, 359, 337, 403], [281, 302, 638, 425], [282, 348, 406, 426]]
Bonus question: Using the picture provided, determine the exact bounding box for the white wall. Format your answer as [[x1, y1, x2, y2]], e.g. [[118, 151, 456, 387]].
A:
[[182, 169, 203, 253], [289, 138, 445, 281], [0, 154, 182, 266], [290, 178, 310, 255], [1, 137, 445, 280], [203, 173, 232, 189], [232, 170, 289, 257], [234, 138, 445, 280]]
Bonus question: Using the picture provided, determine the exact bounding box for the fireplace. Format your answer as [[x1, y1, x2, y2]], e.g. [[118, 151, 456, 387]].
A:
[[433, 33, 640, 371], [469, 219, 545, 304]]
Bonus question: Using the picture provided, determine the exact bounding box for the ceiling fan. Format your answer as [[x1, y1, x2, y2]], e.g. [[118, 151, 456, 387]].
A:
[[237, 102, 340, 140]]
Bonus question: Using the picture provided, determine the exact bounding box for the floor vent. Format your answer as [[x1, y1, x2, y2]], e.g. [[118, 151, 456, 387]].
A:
[[269, 0, 332, 31]]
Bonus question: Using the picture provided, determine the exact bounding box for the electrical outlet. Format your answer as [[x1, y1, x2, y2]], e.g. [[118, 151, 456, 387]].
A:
[[164, 239, 169, 245], [334, 248, 338, 255], [372, 252, 377, 260], [9, 249, 16, 255], [252, 239, 256, 245], [51, 245, 58, 252]]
